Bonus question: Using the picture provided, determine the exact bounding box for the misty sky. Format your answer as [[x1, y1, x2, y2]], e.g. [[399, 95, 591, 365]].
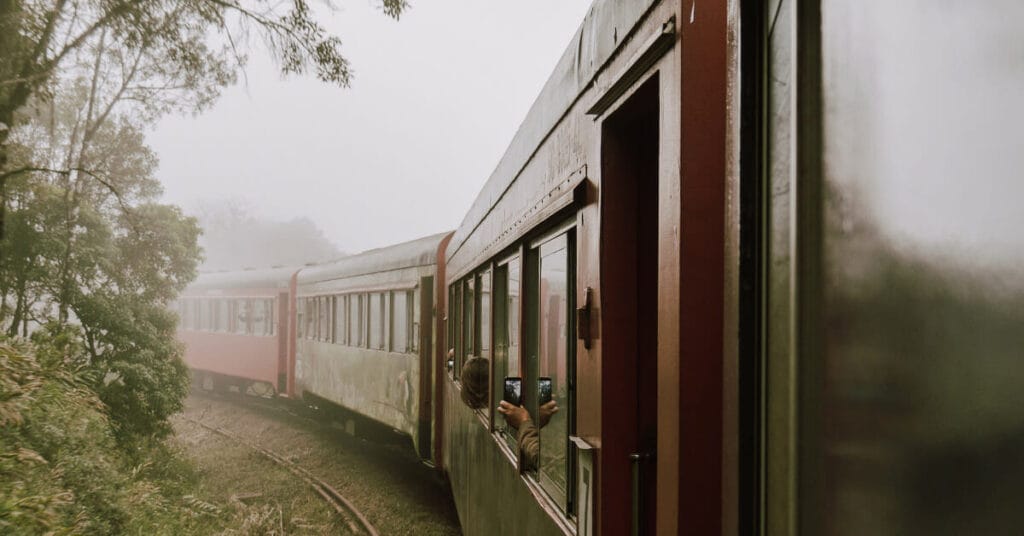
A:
[[148, 1, 592, 255]]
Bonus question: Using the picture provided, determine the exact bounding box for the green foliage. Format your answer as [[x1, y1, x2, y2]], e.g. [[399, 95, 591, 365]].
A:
[[0, 335, 210, 535]]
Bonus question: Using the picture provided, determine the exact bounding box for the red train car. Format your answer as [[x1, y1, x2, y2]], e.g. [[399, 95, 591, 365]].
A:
[[177, 266, 296, 396]]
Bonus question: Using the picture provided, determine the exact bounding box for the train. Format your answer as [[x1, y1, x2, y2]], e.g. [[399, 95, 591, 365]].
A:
[[175, 0, 1024, 534]]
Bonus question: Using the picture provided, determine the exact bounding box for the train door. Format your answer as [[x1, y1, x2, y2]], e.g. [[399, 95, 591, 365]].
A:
[[600, 75, 660, 536], [417, 276, 434, 460], [277, 291, 289, 394]]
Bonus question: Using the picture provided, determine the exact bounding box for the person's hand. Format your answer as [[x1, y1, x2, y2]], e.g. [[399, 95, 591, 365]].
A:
[[498, 400, 530, 430], [538, 400, 559, 428]]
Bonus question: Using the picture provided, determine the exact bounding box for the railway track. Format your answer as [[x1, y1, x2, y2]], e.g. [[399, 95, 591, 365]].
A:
[[184, 416, 379, 536]]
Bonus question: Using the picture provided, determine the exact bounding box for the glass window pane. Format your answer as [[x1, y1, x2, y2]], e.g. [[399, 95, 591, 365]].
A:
[[393, 291, 409, 353], [537, 235, 569, 504], [411, 290, 419, 353], [463, 278, 475, 361], [805, 3, 1024, 534], [233, 299, 247, 334], [321, 296, 330, 341], [479, 271, 491, 359], [216, 300, 229, 332], [369, 293, 383, 350], [349, 295, 362, 347], [494, 259, 522, 449], [252, 299, 268, 336], [335, 296, 346, 344]]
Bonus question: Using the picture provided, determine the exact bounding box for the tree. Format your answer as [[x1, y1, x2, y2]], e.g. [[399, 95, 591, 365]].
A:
[[0, 0, 409, 443], [194, 199, 344, 271], [0, 0, 410, 258]]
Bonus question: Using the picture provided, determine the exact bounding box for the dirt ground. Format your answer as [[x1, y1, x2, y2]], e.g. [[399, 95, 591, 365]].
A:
[[173, 394, 462, 535]]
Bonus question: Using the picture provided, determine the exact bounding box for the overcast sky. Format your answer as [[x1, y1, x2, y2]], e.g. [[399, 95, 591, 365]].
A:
[[148, 1, 592, 254]]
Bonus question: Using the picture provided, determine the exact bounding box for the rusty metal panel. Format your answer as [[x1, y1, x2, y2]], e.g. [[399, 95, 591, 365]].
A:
[[297, 232, 448, 287], [297, 341, 421, 441], [186, 265, 295, 292]]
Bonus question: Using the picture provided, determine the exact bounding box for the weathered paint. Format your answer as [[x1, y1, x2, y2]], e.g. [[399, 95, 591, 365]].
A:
[[297, 341, 420, 436], [294, 232, 452, 458]]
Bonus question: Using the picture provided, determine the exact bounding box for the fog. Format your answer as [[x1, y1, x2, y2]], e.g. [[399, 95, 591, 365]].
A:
[[148, 1, 593, 259]]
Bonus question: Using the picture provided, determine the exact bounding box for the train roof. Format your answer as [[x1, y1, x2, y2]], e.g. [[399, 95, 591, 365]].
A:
[[447, 0, 656, 264], [185, 265, 298, 292], [296, 231, 451, 285]]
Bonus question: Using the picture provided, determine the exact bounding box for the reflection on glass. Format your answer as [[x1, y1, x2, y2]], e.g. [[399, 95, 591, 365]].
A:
[[463, 278, 475, 361], [495, 258, 522, 448], [508, 259, 521, 378], [537, 235, 568, 503], [813, 1, 1024, 533]]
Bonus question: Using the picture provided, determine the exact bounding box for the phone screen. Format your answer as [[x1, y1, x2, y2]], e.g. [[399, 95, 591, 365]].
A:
[[538, 377, 553, 405], [503, 377, 522, 406]]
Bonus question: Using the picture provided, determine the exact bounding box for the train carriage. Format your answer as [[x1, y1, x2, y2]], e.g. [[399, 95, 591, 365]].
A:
[[436, 0, 728, 534], [177, 266, 296, 396], [294, 232, 452, 460]]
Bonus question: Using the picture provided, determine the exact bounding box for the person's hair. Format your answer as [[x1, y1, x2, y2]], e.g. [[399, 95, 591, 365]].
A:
[[460, 356, 489, 409]]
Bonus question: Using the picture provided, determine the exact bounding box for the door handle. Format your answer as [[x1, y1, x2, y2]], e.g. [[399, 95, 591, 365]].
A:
[[630, 451, 654, 536]]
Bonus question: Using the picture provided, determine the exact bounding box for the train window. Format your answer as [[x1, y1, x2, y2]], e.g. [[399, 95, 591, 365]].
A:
[[528, 230, 575, 511], [479, 270, 491, 360], [382, 293, 390, 351], [756, 4, 1024, 534], [296, 298, 305, 338], [349, 294, 363, 347], [252, 299, 268, 336], [206, 300, 216, 331], [410, 289, 419, 353], [392, 291, 409, 353], [452, 284, 462, 377], [198, 299, 208, 330], [463, 278, 475, 363], [317, 297, 324, 340], [369, 293, 383, 350], [215, 300, 230, 332], [494, 257, 521, 449], [333, 295, 346, 344], [319, 296, 331, 342], [233, 299, 249, 334]]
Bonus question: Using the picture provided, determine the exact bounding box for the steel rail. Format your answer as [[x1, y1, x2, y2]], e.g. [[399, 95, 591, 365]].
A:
[[184, 417, 380, 536]]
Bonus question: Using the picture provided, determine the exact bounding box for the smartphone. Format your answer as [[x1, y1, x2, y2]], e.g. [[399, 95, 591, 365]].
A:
[[503, 377, 522, 406], [538, 377, 553, 406]]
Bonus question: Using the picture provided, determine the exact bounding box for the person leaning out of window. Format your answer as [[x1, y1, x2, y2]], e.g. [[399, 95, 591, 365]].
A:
[[498, 397, 557, 472]]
